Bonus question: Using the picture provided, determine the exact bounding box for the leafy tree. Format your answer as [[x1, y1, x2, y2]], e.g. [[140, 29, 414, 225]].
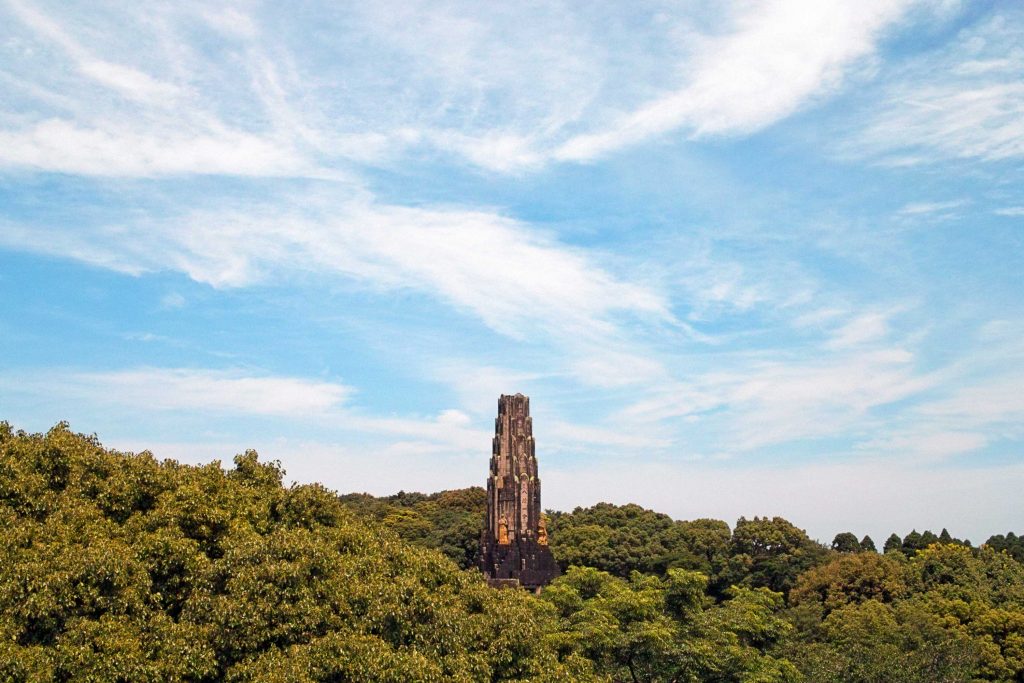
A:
[[338, 487, 487, 569], [0, 422, 599, 682], [542, 566, 798, 682], [668, 518, 732, 581], [903, 529, 924, 556], [548, 505, 734, 589], [884, 533, 903, 554], [724, 516, 830, 595], [985, 532, 1024, 563], [789, 552, 907, 614], [831, 532, 861, 553], [7, 419, 1024, 682], [859, 535, 876, 553]]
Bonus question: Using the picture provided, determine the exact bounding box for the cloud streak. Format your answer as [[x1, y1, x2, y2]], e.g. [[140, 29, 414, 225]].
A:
[[0, 191, 670, 340], [0, 0, 921, 175], [842, 12, 1024, 165], [34, 368, 351, 417], [555, 0, 912, 162]]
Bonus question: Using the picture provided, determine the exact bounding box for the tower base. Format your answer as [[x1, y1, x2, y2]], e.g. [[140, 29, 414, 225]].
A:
[[480, 537, 560, 589]]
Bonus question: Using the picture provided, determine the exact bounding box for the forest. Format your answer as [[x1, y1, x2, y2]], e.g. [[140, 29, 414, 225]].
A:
[[2, 422, 1023, 682]]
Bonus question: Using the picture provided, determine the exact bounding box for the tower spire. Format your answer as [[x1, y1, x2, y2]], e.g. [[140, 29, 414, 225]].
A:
[[479, 394, 559, 589]]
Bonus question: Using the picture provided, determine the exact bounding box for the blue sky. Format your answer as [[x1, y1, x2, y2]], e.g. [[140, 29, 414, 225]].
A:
[[1, 0, 1022, 544]]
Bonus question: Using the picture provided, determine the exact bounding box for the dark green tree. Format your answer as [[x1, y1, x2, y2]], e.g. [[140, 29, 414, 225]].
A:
[[859, 535, 876, 553], [985, 532, 1024, 562], [724, 516, 830, 595], [831, 532, 861, 553], [902, 530, 924, 556], [884, 533, 903, 554]]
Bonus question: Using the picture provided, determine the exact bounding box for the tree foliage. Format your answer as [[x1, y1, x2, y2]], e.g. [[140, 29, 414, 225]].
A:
[[338, 487, 487, 570], [542, 566, 799, 682], [0, 423, 595, 682], [4, 421, 1023, 682]]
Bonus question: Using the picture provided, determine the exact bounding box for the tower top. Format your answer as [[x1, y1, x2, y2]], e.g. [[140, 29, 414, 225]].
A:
[[499, 393, 529, 405]]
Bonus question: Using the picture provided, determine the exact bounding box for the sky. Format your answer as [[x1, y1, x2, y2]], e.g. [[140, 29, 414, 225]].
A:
[[1, 0, 1022, 545]]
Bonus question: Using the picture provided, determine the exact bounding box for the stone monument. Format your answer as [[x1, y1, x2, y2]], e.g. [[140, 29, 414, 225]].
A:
[[479, 393, 560, 589]]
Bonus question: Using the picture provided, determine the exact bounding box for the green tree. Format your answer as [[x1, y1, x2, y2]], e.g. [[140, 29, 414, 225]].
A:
[[546, 503, 739, 585], [884, 533, 903, 554], [725, 516, 830, 595], [831, 532, 861, 553], [984, 532, 1024, 562], [789, 552, 907, 614], [902, 530, 924, 556], [543, 566, 798, 682], [0, 422, 600, 682], [859, 535, 876, 553]]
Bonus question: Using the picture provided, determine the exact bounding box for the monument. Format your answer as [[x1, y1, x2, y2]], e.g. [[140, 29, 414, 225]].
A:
[[479, 393, 560, 589]]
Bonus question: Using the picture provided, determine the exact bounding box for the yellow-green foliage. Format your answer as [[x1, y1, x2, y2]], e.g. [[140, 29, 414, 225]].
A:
[[4, 422, 1023, 683], [785, 543, 1024, 682], [0, 423, 596, 682]]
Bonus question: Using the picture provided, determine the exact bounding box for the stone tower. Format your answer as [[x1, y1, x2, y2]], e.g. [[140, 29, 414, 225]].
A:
[[479, 394, 559, 589]]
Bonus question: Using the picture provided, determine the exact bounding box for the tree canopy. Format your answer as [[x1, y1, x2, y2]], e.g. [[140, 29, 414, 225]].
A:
[[3, 421, 1022, 682]]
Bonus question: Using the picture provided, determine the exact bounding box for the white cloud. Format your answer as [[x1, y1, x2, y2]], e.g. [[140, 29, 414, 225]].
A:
[[17, 368, 352, 417], [994, 206, 1024, 217], [4, 367, 490, 457], [916, 374, 1024, 432], [844, 13, 1024, 165], [569, 350, 667, 389], [825, 311, 891, 349], [0, 3, 313, 177], [859, 430, 988, 461], [0, 194, 669, 340], [555, 0, 912, 162], [896, 200, 967, 216], [618, 341, 933, 452], [0, 1, 920, 176], [160, 292, 186, 309], [199, 7, 259, 40], [0, 119, 307, 177], [860, 84, 1024, 164], [545, 419, 669, 452], [6, 0, 180, 103]]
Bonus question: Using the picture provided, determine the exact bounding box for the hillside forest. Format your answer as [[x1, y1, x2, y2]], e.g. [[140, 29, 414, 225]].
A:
[[2, 422, 1023, 682]]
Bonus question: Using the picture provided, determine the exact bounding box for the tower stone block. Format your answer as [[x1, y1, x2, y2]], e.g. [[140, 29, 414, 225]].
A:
[[479, 394, 559, 589]]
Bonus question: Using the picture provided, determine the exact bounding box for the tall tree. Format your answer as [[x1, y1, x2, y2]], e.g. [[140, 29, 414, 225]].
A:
[[884, 534, 903, 554], [902, 530, 923, 556], [832, 532, 861, 553]]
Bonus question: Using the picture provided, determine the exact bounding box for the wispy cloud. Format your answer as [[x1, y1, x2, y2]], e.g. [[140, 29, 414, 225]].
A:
[[6, 0, 181, 104], [0, 192, 670, 340], [895, 200, 967, 217], [825, 311, 892, 349], [555, 0, 913, 162], [0, 1, 921, 176], [0, 120, 309, 177], [8, 368, 352, 417], [842, 12, 1024, 165], [993, 206, 1024, 217], [0, 2, 313, 176], [2, 365, 490, 453]]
